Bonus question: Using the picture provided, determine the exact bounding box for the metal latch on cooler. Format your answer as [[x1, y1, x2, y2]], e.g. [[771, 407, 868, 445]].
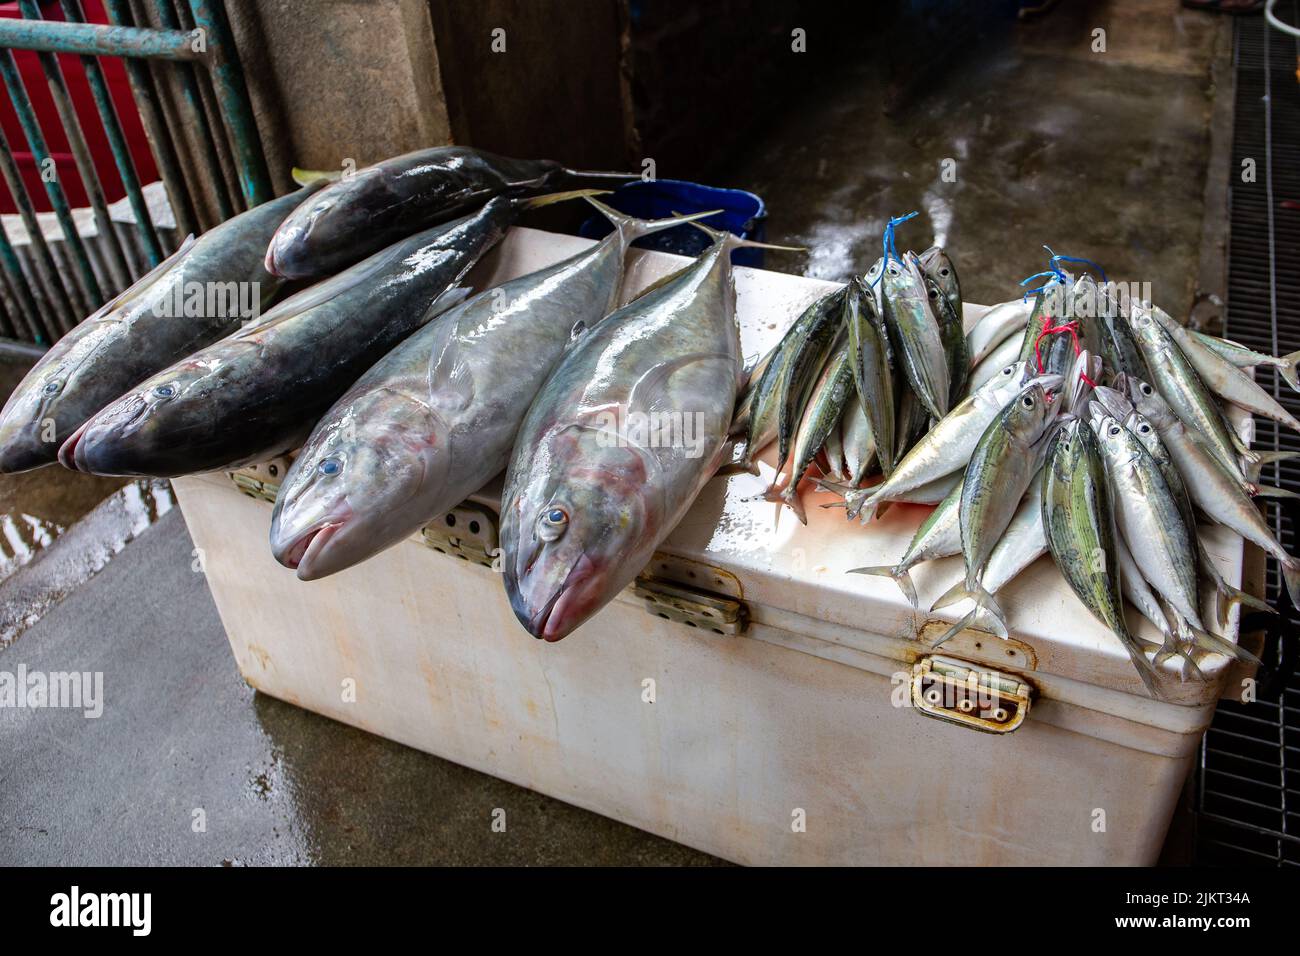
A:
[[420, 502, 500, 569], [633, 553, 748, 635], [228, 455, 293, 504], [911, 655, 1032, 734]]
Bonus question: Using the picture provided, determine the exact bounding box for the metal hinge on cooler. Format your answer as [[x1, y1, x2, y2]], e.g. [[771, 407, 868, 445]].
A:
[[911, 655, 1032, 734], [420, 502, 500, 569], [228, 456, 293, 504], [633, 553, 748, 635]]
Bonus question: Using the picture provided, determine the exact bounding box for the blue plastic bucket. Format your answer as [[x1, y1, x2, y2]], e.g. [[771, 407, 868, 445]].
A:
[[577, 179, 769, 267]]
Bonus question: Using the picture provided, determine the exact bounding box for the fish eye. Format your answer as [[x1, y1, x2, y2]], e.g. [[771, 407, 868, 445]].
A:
[[1139, 424, 1150, 433], [1022, 395, 1035, 407], [1002, 366, 1014, 376], [42, 380, 61, 395], [538, 506, 568, 542], [152, 384, 175, 399], [318, 457, 342, 477], [939, 268, 950, 276], [1109, 426, 1121, 436], [1141, 383, 1153, 395]]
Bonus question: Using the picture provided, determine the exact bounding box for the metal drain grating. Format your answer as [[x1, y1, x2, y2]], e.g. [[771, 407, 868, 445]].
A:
[[1194, 5, 1300, 868]]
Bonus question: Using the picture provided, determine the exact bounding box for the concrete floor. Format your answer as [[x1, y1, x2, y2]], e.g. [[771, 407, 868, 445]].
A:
[[0, 508, 720, 865], [0, 0, 1228, 865], [722, 0, 1224, 317]]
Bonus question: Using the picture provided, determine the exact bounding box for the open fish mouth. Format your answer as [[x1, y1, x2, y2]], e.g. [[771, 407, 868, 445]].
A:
[[280, 521, 345, 579], [57, 419, 92, 472], [510, 551, 595, 642]]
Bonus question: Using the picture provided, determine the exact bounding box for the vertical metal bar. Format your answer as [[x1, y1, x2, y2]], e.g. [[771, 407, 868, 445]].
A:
[[0, 222, 43, 344], [98, 0, 199, 237], [187, 0, 271, 208], [170, 0, 241, 211], [17, 0, 132, 292], [0, 48, 102, 312], [0, 290, 16, 341], [58, 0, 162, 268], [150, 0, 233, 220], [0, 126, 77, 338]]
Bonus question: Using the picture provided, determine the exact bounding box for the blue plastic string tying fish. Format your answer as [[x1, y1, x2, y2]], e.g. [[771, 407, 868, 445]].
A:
[[1019, 245, 1106, 301], [869, 210, 919, 287]]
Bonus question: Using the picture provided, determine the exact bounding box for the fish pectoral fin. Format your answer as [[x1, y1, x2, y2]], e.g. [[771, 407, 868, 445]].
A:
[[627, 351, 736, 418], [291, 167, 344, 187]]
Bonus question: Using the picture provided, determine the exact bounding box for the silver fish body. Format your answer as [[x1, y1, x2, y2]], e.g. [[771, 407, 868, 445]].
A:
[[1127, 304, 1247, 478], [64, 197, 519, 477], [966, 299, 1032, 368], [500, 231, 745, 641], [266, 146, 629, 279], [0, 186, 319, 473], [846, 362, 1054, 520], [269, 204, 701, 579], [1149, 305, 1300, 433], [1091, 412, 1204, 630], [881, 254, 949, 420]]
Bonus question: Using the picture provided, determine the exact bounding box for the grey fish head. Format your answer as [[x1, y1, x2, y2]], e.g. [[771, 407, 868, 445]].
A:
[[1002, 381, 1057, 445], [1123, 410, 1162, 456], [1046, 417, 1087, 485], [270, 391, 437, 580], [917, 246, 960, 304], [0, 321, 125, 472], [1123, 375, 1177, 429], [59, 360, 216, 477], [1090, 411, 1142, 465], [0, 361, 74, 472], [502, 433, 654, 642], [1090, 383, 1133, 421], [1125, 304, 1163, 348], [881, 255, 925, 306], [265, 167, 387, 279]]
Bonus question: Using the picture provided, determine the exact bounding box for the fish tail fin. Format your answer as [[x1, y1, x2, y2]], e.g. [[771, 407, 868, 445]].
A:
[[1216, 580, 1275, 631], [584, 197, 724, 243], [971, 583, 1010, 639], [929, 579, 966, 612], [1188, 624, 1261, 666], [1280, 350, 1300, 392], [1245, 449, 1299, 483], [844, 487, 879, 523], [815, 477, 852, 496], [1252, 482, 1300, 500], [520, 188, 611, 210], [1282, 558, 1300, 613], [1124, 642, 1167, 700], [291, 167, 343, 187], [929, 609, 977, 649], [678, 218, 806, 253], [931, 581, 1009, 641], [849, 565, 918, 608], [780, 485, 809, 526]]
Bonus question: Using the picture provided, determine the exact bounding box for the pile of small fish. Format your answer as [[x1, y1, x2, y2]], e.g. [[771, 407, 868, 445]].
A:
[[0, 145, 786, 643], [778, 233, 1299, 697], [737, 212, 1005, 524]]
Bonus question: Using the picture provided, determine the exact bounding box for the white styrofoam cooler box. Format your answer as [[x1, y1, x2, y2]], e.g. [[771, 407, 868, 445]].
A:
[[173, 226, 1257, 866]]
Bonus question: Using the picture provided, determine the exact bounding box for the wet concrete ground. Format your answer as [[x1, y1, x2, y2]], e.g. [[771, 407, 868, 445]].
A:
[[0, 0, 1227, 864], [0, 509, 717, 865], [720, 0, 1223, 317], [0, 355, 129, 588]]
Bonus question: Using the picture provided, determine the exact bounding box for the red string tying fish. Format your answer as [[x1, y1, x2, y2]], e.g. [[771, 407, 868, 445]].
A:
[[1033, 317, 1097, 387]]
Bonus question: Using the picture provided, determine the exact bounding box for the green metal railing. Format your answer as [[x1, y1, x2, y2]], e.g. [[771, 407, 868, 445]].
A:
[[0, 0, 271, 347]]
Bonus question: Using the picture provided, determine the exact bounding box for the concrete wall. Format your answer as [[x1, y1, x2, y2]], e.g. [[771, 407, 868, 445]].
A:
[[228, 0, 455, 195]]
